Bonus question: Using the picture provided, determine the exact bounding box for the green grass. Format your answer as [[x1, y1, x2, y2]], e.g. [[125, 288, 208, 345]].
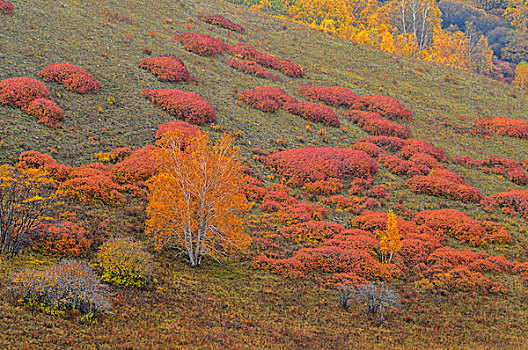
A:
[[2, 0, 528, 348]]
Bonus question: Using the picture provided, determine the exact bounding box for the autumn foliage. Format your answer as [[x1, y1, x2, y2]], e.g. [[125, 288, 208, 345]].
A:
[[474, 116, 528, 139], [453, 156, 528, 185], [344, 110, 411, 138], [228, 59, 281, 81], [174, 32, 228, 57], [39, 63, 100, 94], [138, 55, 193, 82], [155, 121, 202, 141], [141, 88, 216, 125], [198, 13, 246, 33], [283, 101, 341, 127], [0, 0, 13, 14], [360, 95, 413, 121], [147, 131, 251, 266], [24, 98, 65, 127], [296, 85, 362, 108], [238, 86, 297, 112], [30, 221, 92, 257]]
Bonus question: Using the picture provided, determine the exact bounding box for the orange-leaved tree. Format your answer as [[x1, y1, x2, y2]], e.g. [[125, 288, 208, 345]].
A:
[[513, 61, 528, 91], [0, 164, 60, 257], [146, 130, 251, 267], [377, 210, 401, 263]]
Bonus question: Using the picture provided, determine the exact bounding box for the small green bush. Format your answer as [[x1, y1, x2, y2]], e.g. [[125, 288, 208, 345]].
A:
[[9, 259, 110, 320], [95, 238, 153, 287]]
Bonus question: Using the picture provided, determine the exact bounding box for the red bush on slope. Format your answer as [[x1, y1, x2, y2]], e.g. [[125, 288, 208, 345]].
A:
[[40, 63, 100, 94], [138, 56, 193, 82]]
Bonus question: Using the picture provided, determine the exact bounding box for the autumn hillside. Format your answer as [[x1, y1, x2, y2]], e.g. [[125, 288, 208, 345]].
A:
[[1, 0, 528, 349]]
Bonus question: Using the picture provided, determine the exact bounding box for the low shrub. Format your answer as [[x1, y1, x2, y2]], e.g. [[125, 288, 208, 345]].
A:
[[265, 147, 377, 187], [0, 77, 51, 109], [30, 221, 92, 257], [138, 55, 193, 82], [9, 260, 110, 318], [357, 136, 405, 152], [489, 189, 528, 219], [238, 86, 296, 112], [228, 59, 281, 81], [155, 121, 202, 140], [283, 101, 340, 127], [174, 32, 228, 57], [399, 139, 448, 162], [95, 238, 153, 287], [360, 95, 412, 121], [198, 14, 246, 33], [142, 88, 216, 125], [111, 145, 157, 183], [302, 179, 344, 195], [296, 85, 362, 108], [0, 0, 14, 14], [453, 156, 528, 185], [379, 153, 424, 177], [474, 116, 528, 139], [344, 110, 410, 138], [16, 150, 71, 182], [39, 63, 100, 94], [23, 98, 65, 127]]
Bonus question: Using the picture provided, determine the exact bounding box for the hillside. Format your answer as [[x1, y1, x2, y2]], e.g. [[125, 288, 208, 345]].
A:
[[2, 0, 528, 349]]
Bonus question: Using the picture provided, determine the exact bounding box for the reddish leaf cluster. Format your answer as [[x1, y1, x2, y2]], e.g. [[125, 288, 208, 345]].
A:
[[265, 147, 377, 187], [278, 220, 344, 244], [344, 110, 411, 138], [0, 77, 64, 127], [174, 32, 228, 57], [474, 116, 528, 139], [360, 95, 412, 121], [39, 63, 100, 94], [198, 13, 245, 33], [302, 179, 343, 196], [16, 150, 71, 182], [31, 220, 92, 257], [111, 145, 157, 183], [227, 43, 305, 78], [321, 195, 379, 213], [138, 55, 193, 82], [238, 86, 297, 112], [283, 101, 340, 127], [295, 85, 362, 108], [453, 156, 528, 185], [260, 190, 328, 225], [379, 153, 427, 177], [155, 121, 202, 140], [488, 189, 528, 219], [141, 88, 216, 125], [358, 136, 405, 153], [0, 0, 13, 14], [228, 59, 281, 81], [406, 169, 482, 203], [399, 139, 448, 162], [351, 140, 383, 157]]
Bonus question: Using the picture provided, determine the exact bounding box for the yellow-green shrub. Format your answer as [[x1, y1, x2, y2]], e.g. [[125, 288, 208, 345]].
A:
[[95, 238, 153, 287]]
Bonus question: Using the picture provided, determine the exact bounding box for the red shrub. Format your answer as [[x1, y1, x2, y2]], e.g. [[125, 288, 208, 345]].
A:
[[357, 136, 405, 152], [409, 153, 443, 170], [0, 77, 51, 109], [321, 195, 379, 213], [265, 147, 377, 187], [155, 121, 202, 140], [278, 220, 344, 243], [302, 179, 343, 195], [16, 150, 70, 182], [227, 43, 305, 78], [474, 116, 528, 139], [399, 139, 448, 162], [406, 169, 482, 203], [350, 210, 419, 237], [39, 63, 100, 94], [379, 153, 425, 177], [296, 85, 362, 108], [198, 14, 246, 33], [59, 165, 125, 206], [31, 221, 92, 257], [426, 247, 485, 274], [453, 156, 528, 186], [228, 59, 281, 81], [344, 110, 410, 138], [141, 88, 216, 125], [23, 98, 64, 127], [431, 267, 493, 292], [260, 190, 328, 224], [0, 0, 14, 14], [174, 33, 227, 57], [351, 141, 382, 158], [238, 86, 297, 112], [367, 185, 391, 201], [360, 95, 412, 121], [489, 189, 528, 219], [283, 101, 340, 127], [138, 55, 193, 82], [111, 145, 157, 183]]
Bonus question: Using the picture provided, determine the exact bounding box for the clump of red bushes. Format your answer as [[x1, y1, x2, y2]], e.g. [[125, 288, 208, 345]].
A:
[[31, 220, 92, 257], [360, 95, 412, 121], [0, 0, 14, 14], [228, 59, 281, 81], [283, 101, 340, 127], [174, 33, 227, 57], [474, 116, 528, 139], [155, 121, 202, 140], [138, 56, 193, 82], [0, 77, 64, 127], [296, 85, 361, 108], [453, 156, 528, 185], [238, 86, 296, 112], [344, 110, 410, 138], [39, 63, 100, 94], [141, 88, 216, 125], [198, 14, 245, 33]]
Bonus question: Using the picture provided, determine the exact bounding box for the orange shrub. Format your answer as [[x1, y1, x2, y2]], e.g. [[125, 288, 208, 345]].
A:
[[283, 101, 340, 127], [344, 110, 411, 138], [0, 77, 51, 108], [296, 85, 362, 108], [174, 32, 228, 57], [228, 59, 281, 81], [39, 63, 100, 94], [198, 14, 246, 33], [278, 220, 344, 243], [16, 150, 71, 182], [488, 189, 528, 219], [31, 221, 92, 257], [302, 179, 344, 195], [155, 121, 202, 140], [0, 1, 14, 14], [453, 156, 528, 185], [138, 55, 193, 82], [474, 116, 528, 139], [238, 86, 297, 112], [141, 88, 216, 125], [360, 95, 412, 121], [111, 145, 158, 183], [23, 98, 64, 127]]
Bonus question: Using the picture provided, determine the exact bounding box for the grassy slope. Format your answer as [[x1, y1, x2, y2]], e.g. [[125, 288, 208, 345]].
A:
[[1, 0, 528, 349]]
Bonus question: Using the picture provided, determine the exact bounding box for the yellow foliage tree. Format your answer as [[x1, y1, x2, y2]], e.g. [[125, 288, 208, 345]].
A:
[[504, 0, 528, 33], [377, 210, 401, 264], [0, 165, 59, 257], [146, 131, 251, 267], [513, 61, 528, 91]]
